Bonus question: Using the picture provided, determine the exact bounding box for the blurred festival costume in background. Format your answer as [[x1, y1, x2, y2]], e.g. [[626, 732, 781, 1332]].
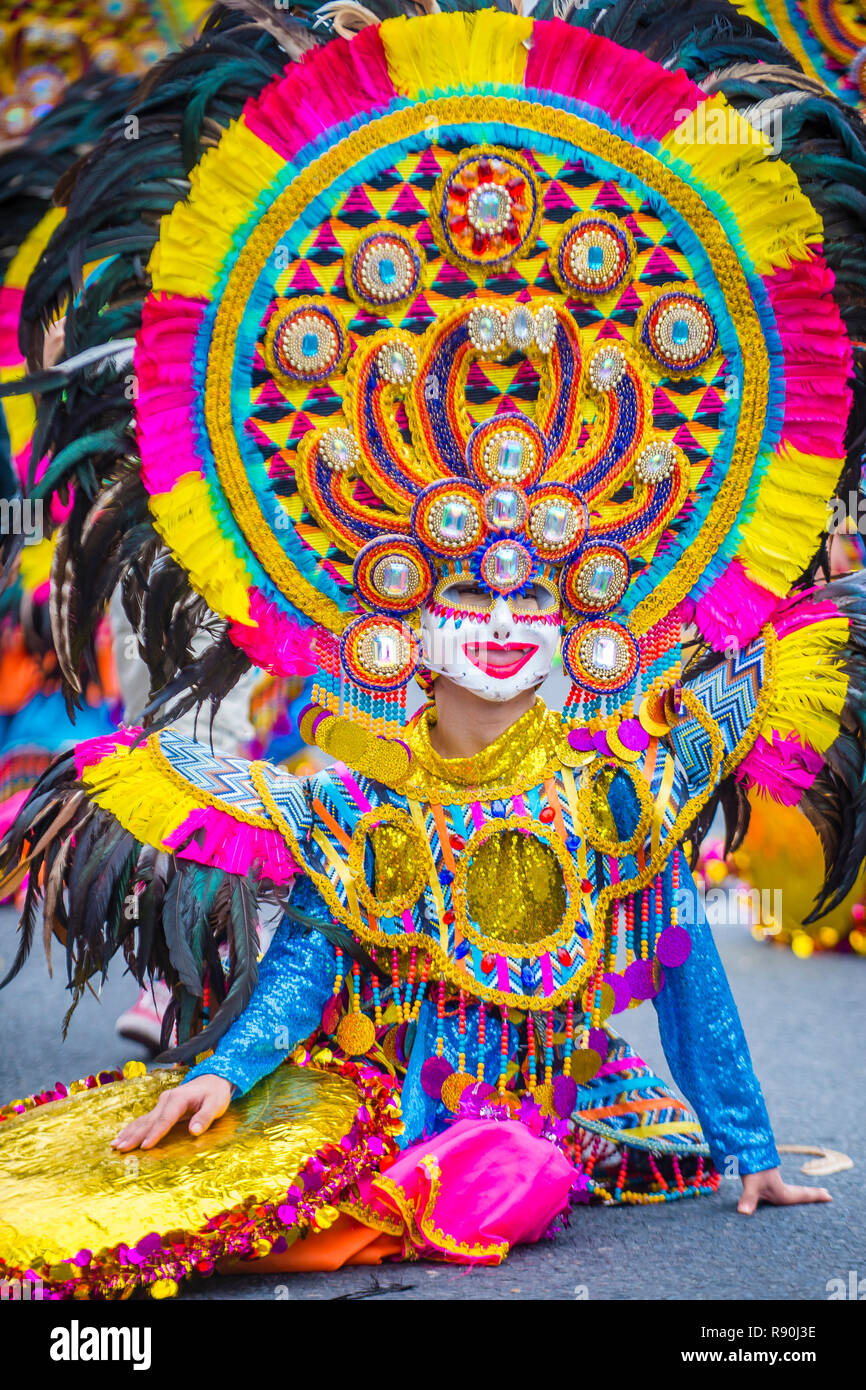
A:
[[0, 0, 210, 143], [1, 0, 866, 1297], [0, 4, 213, 870], [734, 1, 866, 111], [696, 531, 866, 958]]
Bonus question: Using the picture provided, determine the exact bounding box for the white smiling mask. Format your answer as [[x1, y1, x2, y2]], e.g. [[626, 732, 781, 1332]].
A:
[[419, 580, 562, 703]]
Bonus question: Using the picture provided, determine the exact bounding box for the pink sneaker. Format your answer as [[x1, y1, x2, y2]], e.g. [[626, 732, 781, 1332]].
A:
[[115, 979, 173, 1052]]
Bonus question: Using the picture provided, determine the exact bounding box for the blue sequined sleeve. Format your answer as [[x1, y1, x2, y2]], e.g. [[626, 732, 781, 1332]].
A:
[[653, 851, 780, 1175], [184, 917, 336, 1097]]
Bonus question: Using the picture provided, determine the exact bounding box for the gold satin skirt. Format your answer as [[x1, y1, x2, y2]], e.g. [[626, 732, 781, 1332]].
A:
[[0, 1060, 399, 1298]]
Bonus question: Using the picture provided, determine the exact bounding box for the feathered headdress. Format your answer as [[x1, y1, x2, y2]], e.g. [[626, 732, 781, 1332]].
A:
[[4, 0, 866, 896]]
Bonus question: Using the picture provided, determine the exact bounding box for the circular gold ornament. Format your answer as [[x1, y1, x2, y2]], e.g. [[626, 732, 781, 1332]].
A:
[[533, 1082, 556, 1117], [441, 1072, 474, 1113], [348, 804, 429, 919], [335, 1012, 376, 1057], [569, 1048, 603, 1084], [638, 691, 670, 737], [606, 722, 642, 764], [597, 981, 616, 1021]]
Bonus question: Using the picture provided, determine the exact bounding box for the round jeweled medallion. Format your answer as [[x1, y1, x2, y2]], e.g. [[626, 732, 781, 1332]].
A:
[[431, 145, 543, 273], [318, 426, 359, 472], [639, 289, 718, 374], [346, 224, 423, 312], [551, 213, 635, 299], [561, 544, 630, 613], [265, 301, 348, 384]]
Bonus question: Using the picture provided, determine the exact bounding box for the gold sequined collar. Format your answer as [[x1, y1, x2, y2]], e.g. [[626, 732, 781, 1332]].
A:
[[400, 699, 565, 803]]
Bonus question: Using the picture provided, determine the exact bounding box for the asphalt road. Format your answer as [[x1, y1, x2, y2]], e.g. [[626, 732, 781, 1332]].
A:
[[1, 904, 863, 1301]]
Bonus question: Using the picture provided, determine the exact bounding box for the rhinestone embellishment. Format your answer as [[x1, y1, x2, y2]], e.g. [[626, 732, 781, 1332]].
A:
[[467, 183, 511, 235], [588, 343, 626, 392], [267, 304, 346, 383], [428, 494, 481, 548], [484, 486, 527, 532], [480, 539, 532, 593], [468, 304, 507, 353], [372, 555, 419, 600], [634, 438, 677, 484], [319, 427, 359, 473], [376, 340, 418, 385]]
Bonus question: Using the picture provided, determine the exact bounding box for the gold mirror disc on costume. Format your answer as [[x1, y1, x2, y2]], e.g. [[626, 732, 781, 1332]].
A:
[[569, 1048, 603, 1083], [465, 829, 566, 944], [0, 1065, 361, 1272]]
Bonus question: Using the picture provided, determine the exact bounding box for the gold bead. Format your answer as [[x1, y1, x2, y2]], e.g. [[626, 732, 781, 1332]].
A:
[[335, 1012, 376, 1057], [440, 1072, 474, 1113]]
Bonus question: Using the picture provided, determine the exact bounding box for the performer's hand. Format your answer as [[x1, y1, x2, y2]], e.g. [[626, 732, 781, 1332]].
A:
[[738, 1167, 832, 1214], [111, 1075, 233, 1151]]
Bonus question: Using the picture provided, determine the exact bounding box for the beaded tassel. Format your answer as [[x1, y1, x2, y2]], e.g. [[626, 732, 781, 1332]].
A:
[[498, 1006, 509, 1093], [563, 998, 574, 1078], [526, 1011, 537, 1093], [410, 955, 431, 1022], [654, 872, 664, 953], [476, 1000, 486, 1083], [640, 887, 650, 961], [435, 974, 446, 1057], [625, 894, 636, 967], [391, 950, 405, 1028], [543, 1011, 554, 1086], [404, 946, 417, 1020], [332, 946, 344, 996], [457, 989, 467, 1079]]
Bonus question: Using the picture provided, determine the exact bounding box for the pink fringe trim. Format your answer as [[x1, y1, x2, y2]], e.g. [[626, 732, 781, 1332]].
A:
[[243, 28, 397, 162], [0, 286, 24, 368], [769, 589, 841, 639], [737, 732, 823, 805], [525, 20, 702, 141], [74, 727, 143, 778], [228, 589, 319, 679], [764, 257, 853, 460], [165, 806, 300, 882], [682, 559, 779, 648], [135, 294, 208, 495]]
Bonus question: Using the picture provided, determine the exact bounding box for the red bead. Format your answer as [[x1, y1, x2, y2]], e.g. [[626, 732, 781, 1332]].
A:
[[539, 807, 556, 824], [481, 953, 495, 973], [581, 879, 593, 893], [557, 947, 573, 967], [450, 834, 466, 851], [443, 910, 455, 925]]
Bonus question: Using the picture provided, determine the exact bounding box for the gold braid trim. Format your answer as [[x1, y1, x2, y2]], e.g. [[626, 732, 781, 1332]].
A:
[[370, 1158, 510, 1264], [333, 1197, 406, 1240]]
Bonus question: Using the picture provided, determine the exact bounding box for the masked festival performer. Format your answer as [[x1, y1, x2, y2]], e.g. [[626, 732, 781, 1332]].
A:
[[1, 0, 864, 1297]]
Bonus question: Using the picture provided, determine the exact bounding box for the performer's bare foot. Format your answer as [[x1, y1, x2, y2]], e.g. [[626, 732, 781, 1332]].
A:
[[738, 1167, 832, 1214]]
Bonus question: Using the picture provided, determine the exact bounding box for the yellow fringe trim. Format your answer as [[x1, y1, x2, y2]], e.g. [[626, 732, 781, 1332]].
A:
[[659, 95, 823, 277], [148, 473, 253, 626], [737, 442, 844, 596], [17, 535, 55, 592], [5, 206, 65, 290], [761, 615, 848, 752], [0, 368, 35, 456], [149, 121, 284, 300], [380, 11, 532, 99], [80, 744, 202, 850]]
